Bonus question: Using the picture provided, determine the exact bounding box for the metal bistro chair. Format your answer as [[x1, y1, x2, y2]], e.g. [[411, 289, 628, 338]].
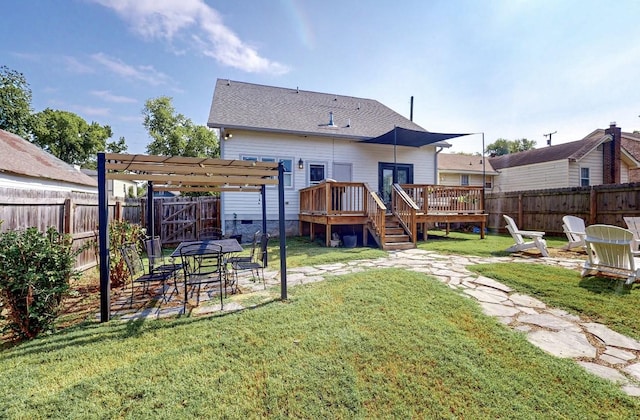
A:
[[227, 230, 260, 266], [231, 233, 270, 289], [179, 242, 225, 311], [120, 243, 178, 307], [143, 236, 182, 296], [199, 227, 223, 240]]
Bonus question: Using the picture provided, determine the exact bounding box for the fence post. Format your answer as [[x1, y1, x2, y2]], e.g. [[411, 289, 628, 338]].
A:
[[114, 200, 122, 221], [64, 198, 73, 235], [517, 194, 523, 227], [590, 187, 597, 224]]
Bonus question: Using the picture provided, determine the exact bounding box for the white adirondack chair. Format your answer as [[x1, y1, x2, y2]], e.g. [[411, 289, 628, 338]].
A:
[[623, 216, 640, 255], [503, 215, 549, 257], [562, 215, 586, 250], [582, 224, 640, 284]]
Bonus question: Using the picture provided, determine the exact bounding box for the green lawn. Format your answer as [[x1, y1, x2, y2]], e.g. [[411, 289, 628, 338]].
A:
[[417, 229, 569, 257], [2, 269, 638, 418]]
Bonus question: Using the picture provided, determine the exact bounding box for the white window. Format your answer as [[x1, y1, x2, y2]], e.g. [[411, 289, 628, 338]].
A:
[[279, 158, 293, 187], [460, 174, 469, 186], [580, 167, 590, 187], [241, 155, 293, 188], [309, 164, 326, 185]]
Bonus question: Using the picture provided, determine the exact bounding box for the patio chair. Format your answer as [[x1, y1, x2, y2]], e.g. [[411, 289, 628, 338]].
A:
[[562, 215, 586, 250], [180, 242, 225, 311], [120, 243, 178, 307], [199, 227, 223, 240], [623, 217, 640, 254], [503, 215, 549, 257], [226, 230, 260, 266], [143, 236, 182, 276], [231, 233, 270, 289], [582, 224, 640, 284]]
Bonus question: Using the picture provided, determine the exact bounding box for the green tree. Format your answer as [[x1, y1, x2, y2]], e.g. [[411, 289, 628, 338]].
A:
[[143, 96, 218, 157], [0, 66, 33, 137], [486, 138, 536, 156], [31, 108, 113, 167], [106, 136, 128, 154]]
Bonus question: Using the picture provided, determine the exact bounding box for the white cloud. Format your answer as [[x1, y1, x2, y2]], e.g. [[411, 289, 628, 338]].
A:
[[91, 53, 171, 86], [90, 90, 137, 104], [91, 0, 289, 75], [63, 56, 95, 74], [73, 105, 111, 118]]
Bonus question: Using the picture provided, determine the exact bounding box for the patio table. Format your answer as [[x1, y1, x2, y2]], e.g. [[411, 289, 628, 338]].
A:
[[171, 239, 244, 309]]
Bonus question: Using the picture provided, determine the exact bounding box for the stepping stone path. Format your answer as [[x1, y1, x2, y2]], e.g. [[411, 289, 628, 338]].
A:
[[105, 248, 640, 396]]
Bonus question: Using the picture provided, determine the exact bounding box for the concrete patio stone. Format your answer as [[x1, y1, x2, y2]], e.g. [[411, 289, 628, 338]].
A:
[[517, 313, 581, 332], [583, 323, 640, 351], [577, 361, 629, 384], [527, 330, 597, 358]]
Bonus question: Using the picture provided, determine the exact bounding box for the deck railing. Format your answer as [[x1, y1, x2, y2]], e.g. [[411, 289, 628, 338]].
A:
[[400, 184, 484, 214], [364, 183, 387, 244], [299, 181, 366, 215], [392, 184, 418, 243]]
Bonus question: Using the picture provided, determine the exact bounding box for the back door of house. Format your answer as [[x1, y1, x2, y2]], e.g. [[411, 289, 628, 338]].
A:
[[378, 162, 413, 207]]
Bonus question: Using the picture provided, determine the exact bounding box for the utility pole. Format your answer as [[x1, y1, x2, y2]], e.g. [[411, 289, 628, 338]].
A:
[[544, 131, 557, 146]]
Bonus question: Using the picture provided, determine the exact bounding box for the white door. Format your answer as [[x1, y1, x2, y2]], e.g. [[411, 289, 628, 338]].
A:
[[333, 163, 352, 182]]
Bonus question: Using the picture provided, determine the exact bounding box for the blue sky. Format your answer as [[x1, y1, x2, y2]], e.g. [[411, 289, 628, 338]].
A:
[[3, 0, 640, 155]]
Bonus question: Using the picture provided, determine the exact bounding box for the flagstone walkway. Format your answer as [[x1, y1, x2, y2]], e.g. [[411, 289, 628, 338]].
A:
[[107, 249, 640, 396]]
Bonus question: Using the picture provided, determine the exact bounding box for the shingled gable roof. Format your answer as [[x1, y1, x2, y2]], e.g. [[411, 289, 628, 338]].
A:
[[207, 79, 436, 141], [438, 153, 498, 174], [0, 129, 97, 188], [489, 130, 613, 170]]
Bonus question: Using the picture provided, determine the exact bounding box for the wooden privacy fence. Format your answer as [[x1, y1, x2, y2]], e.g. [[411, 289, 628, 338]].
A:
[[485, 182, 640, 235], [139, 196, 221, 245], [0, 188, 134, 271]]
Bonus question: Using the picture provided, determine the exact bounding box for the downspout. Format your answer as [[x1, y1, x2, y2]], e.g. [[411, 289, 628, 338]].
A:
[[435, 147, 445, 184]]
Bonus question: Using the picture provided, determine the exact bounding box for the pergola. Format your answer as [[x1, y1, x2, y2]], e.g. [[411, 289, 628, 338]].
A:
[[96, 152, 288, 322]]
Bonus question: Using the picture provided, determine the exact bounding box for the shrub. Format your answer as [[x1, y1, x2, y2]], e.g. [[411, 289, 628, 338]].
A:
[[108, 220, 144, 288], [0, 227, 81, 340]]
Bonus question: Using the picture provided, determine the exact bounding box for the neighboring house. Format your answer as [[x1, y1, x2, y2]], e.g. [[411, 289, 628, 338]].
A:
[[619, 131, 640, 182], [81, 168, 138, 199], [437, 153, 498, 191], [0, 129, 97, 193], [207, 79, 453, 235], [488, 123, 640, 193]]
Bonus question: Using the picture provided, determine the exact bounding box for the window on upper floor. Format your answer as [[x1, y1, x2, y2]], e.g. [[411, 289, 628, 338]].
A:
[[580, 167, 590, 186], [461, 174, 469, 186]]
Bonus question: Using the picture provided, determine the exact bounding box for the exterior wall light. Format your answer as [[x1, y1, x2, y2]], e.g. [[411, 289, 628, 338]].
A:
[[298, 158, 304, 169]]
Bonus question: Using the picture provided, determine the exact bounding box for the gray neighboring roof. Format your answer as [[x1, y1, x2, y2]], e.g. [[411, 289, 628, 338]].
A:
[[489, 131, 611, 170], [0, 129, 97, 187], [208, 79, 430, 140], [438, 153, 498, 174]]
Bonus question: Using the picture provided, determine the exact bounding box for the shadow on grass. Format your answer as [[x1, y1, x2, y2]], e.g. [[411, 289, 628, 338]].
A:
[[0, 297, 284, 359], [578, 275, 634, 295]]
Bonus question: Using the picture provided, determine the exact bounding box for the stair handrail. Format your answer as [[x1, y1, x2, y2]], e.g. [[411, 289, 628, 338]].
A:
[[392, 184, 418, 244], [364, 183, 386, 245]]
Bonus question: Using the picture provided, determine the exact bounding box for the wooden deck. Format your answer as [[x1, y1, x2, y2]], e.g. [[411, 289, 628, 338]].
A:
[[299, 182, 487, 249]]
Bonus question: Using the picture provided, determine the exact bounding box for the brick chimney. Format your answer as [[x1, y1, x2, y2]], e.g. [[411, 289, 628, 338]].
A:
[[603, 122, 621, 184]]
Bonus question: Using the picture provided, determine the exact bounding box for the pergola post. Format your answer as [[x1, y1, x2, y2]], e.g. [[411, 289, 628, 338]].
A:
[[261, 184, 267, 266], [98, 153, 110, 322], [278, 162, 287, 300], [147, 181, 154, 238]]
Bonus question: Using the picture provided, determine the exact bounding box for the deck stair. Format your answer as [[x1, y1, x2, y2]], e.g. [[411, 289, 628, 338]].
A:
[[379, 214, 415, 251]]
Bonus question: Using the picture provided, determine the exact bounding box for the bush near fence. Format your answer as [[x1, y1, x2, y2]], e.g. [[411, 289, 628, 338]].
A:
[[0, 188, 140, 271]]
